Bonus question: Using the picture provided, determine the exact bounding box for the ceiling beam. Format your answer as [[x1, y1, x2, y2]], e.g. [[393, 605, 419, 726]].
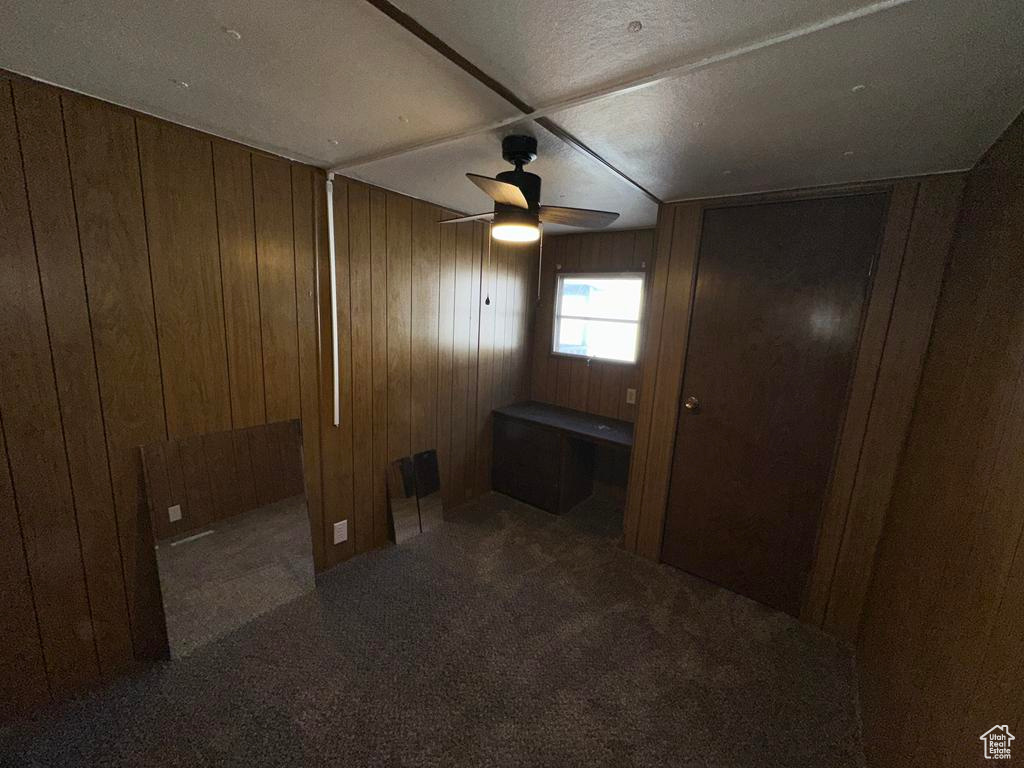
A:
[[335, 0, 913, 173], [533, 117, 660, 204], [358, 0, 660, 203], [362, 0, 534, 114]]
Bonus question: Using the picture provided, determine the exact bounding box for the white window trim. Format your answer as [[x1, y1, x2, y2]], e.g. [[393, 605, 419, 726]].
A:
[[551, 271, 645, 364]]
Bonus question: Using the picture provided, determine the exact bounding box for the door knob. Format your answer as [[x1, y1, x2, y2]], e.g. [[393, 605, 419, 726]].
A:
[[683, 396, 700, 412]]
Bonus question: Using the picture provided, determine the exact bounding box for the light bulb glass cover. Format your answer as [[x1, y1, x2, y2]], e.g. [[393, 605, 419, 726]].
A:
[[492, 223, 540, 242]]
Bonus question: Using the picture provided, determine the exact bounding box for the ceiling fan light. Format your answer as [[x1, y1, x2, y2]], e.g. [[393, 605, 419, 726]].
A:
[[492, 222, 540, 243]]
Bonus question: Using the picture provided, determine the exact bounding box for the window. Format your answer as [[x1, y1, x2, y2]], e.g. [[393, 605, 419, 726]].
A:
[[552, 273, 644, 363]]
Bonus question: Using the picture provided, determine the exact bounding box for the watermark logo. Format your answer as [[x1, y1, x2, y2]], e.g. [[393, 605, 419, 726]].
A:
[[980, 725, 1014, 760]]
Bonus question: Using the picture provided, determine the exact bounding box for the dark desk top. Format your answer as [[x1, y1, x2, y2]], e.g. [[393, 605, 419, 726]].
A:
[[493, 401, 634, 448]]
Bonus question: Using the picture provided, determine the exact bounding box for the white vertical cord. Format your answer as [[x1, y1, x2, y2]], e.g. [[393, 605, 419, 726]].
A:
[[326, 173, 340, 427]]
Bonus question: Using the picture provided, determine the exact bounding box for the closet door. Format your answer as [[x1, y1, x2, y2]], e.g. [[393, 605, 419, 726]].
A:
[[661, 194, 887, 615]]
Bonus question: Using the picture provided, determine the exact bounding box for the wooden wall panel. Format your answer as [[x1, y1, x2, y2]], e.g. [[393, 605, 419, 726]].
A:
[[320, 179, 355, 567], [464, 224, 483, 498], [386, 193, 413, 463], [0, 81, 100, 693], [803, 176, 967, 637], [529, 229, 656, 422], [62, 93, 169, 662], [0, 76, 329, 714], [138, 119, 231, 438], [348, 183, 374, 554], [292, 165, 324, 570], [12, 79, 134, 678], [436, 214, 458, 508], [630, 206, 702, 560], [449, 223, 474, 505], [411, 201, 440, 456], [369, 189, 389, 547], [858, 115, 1024, 768], [253, 155, 300, 423], [474, 234, 497, 493], [0, 421, 49, 716], [214, 142, 266, 428], [0, 73, 535, 718]]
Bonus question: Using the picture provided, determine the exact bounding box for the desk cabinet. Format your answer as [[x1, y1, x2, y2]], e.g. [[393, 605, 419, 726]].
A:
[[492, 411, 596, 514]]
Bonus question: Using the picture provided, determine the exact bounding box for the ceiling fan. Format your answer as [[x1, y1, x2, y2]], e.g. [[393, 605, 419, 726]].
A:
[[442, 135, 620, 243]]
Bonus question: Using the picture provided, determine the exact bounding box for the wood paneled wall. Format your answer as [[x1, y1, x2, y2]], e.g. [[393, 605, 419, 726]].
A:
[[0, 74, 321, 716], [530, 229, 655, 422], [0, 73, 536, 718], [857, 113, 1024, 767], [318, 179, 535, 568], [622, 178, 966, 629]]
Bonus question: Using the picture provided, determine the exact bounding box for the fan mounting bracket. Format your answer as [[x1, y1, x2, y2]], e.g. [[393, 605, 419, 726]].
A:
[[502, 134, 538, 167]]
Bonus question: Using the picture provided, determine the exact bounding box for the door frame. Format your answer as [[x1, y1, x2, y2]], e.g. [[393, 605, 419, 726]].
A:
[[622, 174, 967, 639]]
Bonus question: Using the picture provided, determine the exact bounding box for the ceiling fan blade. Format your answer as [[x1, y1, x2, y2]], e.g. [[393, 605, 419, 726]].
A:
[[440, 212, 494, 225], [538, 205, 619, 228], [467, 173, 529, 209]]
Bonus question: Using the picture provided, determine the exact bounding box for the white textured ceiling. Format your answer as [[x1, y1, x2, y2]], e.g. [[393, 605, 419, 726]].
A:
[[0, 0, 517, 165], [345, 121, 658, 232], [547, 0, 1024, 201], [390, 0, 884, 106], [1, 0, 1022, 226]]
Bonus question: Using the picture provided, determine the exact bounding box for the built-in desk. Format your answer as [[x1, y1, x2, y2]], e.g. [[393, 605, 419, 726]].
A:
[[491, 401, 633, 514]]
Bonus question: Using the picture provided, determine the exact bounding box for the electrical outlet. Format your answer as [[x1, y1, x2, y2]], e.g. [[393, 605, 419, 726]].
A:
[[333, 520, 348, 545], [168, 504, 182, 523], [625, 388, 637, 405]]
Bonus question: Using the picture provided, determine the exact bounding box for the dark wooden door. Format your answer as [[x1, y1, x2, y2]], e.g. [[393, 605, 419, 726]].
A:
[[661, 194, 888, 615]]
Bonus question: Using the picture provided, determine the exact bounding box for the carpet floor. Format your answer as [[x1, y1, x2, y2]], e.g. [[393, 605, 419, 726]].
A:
[[0, 493, 864, 767]]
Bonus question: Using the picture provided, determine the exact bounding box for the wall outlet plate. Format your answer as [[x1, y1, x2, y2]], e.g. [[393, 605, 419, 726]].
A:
[[333, 520, 348, 545], [168, 504, 182, 523], [626, 388, 637, 405]]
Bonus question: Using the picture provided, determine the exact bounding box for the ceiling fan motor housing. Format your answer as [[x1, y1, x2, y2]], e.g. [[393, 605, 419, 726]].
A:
[[498, 134, 541, 218], [495, 169, 541, 215]]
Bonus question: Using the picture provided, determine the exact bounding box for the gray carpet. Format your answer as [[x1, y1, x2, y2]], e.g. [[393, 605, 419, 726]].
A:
[[0, 493, 864, 767]]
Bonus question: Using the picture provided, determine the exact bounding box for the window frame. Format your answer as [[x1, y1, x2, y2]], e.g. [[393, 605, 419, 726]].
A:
[[550, 271, 646, 365]]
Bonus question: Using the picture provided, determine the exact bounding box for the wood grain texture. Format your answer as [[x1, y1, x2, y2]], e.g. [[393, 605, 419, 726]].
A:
[[63, 93, 169, 662], [11, 79, 135, 678], [858, 115, 1024, 768], [0, 74, 535, 718], [213, 142, 266, 428], [387, 193, 413, 463], [369, 189, 389, 547], [293, 165, 324, 570], [660, 194, 887, 616], [622, 211, 675, 552], [2, 82, 102, 692], [137, 118, 231, 438], [412, 201, 440, 457], [807, 176, 967, 637], [436, 213, 457, 508], [320, 178, 355, 566], [800, 183, 918, 626], [463, 224, 483, 498], [632, 205, 703, 560], [347, 182, 374, 554], [253, 154, 300, 423], [0, 77, 331, 714], [0, 418, 49, 716]]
